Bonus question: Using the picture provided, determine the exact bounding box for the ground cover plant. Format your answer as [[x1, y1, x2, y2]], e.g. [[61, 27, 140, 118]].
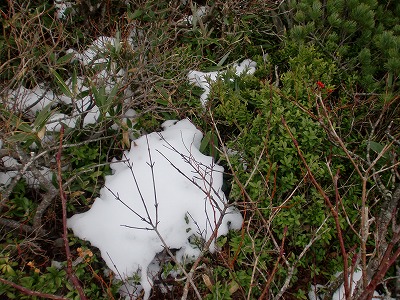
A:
[[0, 0, 399, 299]]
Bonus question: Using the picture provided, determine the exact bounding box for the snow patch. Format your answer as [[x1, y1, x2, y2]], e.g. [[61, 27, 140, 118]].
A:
[[188, 59, 257, 106], [68, 119, 243, 299]]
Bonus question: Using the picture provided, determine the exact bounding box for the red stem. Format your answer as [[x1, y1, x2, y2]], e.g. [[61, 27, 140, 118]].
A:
[[357, 231, 400, 300], [282, 116, 350, 298], [258, 226, 288, 300], [57, 126, 87, 300], [0, 277, 68, 300]]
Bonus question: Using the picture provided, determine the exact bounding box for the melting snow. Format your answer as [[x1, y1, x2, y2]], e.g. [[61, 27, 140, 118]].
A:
[[67, 119, 243, 299], [188, 59, 257, 106], [308, 269, 394, 300], [3, 22, 387, 299]]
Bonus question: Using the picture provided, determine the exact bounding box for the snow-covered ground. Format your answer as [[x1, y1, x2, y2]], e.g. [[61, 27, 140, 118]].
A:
[[1, 18, 395, 298], [1, 27, 248, 299]]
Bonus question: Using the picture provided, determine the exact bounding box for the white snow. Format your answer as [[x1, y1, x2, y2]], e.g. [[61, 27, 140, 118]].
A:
[[7, 85, 56, 115], [67, 36, 118, 66], [0, 156, 53, 187], [186, 6, 208, 25], [23, 167, 53, 188], [0, 156, 19, 186], [308, 269, 394, 300], [188, 59, 257, 106], [332, 270, 380, 300], [54, 1, 73, 20], [1, 31, 136, 190], [45, 113, 77, 132], [68, 119, 242, 299]]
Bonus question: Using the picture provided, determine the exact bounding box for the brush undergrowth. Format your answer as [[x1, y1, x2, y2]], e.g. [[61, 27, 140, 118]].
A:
[[0, 0, 399, 299]]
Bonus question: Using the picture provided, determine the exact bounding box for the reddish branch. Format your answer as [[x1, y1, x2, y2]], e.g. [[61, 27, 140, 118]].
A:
[[0, 277, 68, 300], [56, 126, 87, 300], [281, 116, 351, 299], [358, 231, 400, 300], [258, 226, 288, 300]]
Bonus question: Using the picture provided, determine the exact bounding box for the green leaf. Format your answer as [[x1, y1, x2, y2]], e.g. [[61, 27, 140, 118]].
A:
[[369, 141, 384, 153], [77, 90, 90, 100], [8, 133, 36, 145], [56, 52, 75, 64], [33, 102, 55, 132], [217, 236, 227, 247], [14, 121, 32, 133], [1, 108, 32, 133], [107, 83, 119, 104], [19, 276, 34, 288], [200, 131, 212, 153], [155, 98, 169, 106], [217, 51, 231, 67], [204, 65, 225, 72], [369, 141, 389, 160], [90, 170, 103, 179], [200, 131, 218, 159], [154, 84, 169, 100], [114, 30, 122, 53], [129, 9, 143, 20], [51, 69, 73, 98], [91, 85, 105, 108]]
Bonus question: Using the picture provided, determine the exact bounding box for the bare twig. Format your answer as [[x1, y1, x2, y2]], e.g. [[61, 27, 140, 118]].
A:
[[0, 217, 46, 235], [275, 217, 329, 300], [358, 230, 400, 300], [282, 115, 351, 299], [0, 277, 68, 300], [106, 137, 204, 299], [56, 125, 87, 300], [258, 226, 287, 300]]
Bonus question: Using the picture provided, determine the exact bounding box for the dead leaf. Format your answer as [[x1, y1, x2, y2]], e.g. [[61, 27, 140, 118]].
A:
[[202, 274, 213, 291]]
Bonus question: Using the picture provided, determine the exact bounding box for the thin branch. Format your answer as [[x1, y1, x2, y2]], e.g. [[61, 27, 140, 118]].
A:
[[282, 116, 351, 299], [56, 125, 87, 300], [145, 135, 159, 226], [106, 142, 205, 299], [0, 217, 46, 235], [124, 155, 154, 224], [259, 226, 287, 300], [357, 230, 400, 300], [156, 149, 223, 213], [0, 135, 111, 207], [0, 277, 68, 300], [105, 185, 151, 226]]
